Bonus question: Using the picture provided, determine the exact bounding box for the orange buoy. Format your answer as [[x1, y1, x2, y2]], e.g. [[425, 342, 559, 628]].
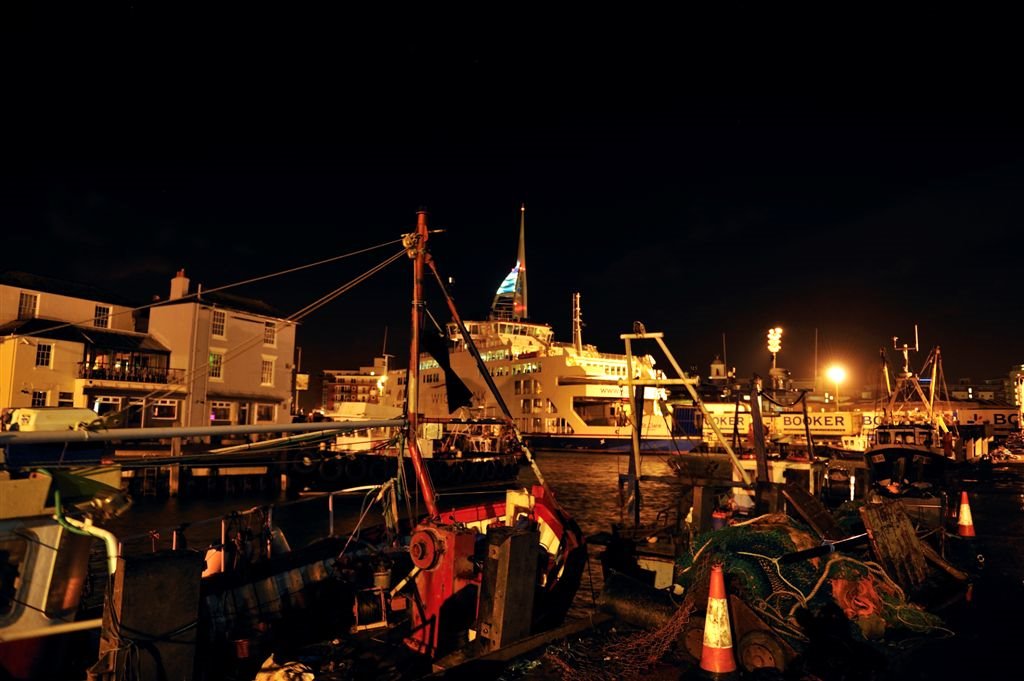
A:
[[957, 490, 976, 537], [699, 563, 737, 675]]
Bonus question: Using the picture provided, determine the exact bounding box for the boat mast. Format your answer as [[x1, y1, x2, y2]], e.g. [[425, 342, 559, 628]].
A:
[[928, 346, 940, 416], [424, 256, 554, 494], [404, 209, 439, 518]]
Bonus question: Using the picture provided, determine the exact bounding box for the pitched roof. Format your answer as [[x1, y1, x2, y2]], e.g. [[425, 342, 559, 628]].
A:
[[154, 289, 286, 319], [0, 318, 170, 352], [0, 271, 139, 307]]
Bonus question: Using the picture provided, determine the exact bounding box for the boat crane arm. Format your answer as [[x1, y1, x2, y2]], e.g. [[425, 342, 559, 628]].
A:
[[618, 331, 752, 486], [423, 252, 555, 496]]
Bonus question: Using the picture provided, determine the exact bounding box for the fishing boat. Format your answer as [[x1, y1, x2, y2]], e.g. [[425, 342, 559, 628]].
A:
[[378, 205, 703, 454], [860, 334, 963, 498], [0, 209, 587, 681], [283, 400, 524, 493], [0, 465, 130, 680]]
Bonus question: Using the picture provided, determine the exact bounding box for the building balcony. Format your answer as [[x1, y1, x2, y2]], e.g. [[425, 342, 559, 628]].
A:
[[77, 364, 186, 385]]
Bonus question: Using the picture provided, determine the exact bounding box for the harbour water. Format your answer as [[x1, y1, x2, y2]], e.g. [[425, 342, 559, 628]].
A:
[[97, 452, 1024, 679]]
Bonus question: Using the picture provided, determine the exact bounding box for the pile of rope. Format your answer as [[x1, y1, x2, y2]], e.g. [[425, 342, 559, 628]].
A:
[[542, 596, 696, 681]]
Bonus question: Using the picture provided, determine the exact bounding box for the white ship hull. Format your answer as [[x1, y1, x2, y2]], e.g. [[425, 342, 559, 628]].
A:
[[392, 318, 703, 454]]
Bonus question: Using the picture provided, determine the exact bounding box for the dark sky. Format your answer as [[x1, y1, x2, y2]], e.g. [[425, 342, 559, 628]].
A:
[[8, 8, 1024, 408]]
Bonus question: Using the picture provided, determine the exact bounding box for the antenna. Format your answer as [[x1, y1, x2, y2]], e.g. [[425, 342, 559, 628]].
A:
[[381, 326, 393, 373], [572, 293, 583, 352], [893, 324, 919, 377]]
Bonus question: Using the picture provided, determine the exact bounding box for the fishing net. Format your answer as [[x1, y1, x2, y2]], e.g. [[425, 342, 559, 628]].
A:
[[541, 596, 696, 681], [676, 513, 949, 647], [544, 512, 951, 678]]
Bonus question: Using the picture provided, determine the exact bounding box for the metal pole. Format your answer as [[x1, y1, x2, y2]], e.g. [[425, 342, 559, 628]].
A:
[[623, 337, 642, 528], [405, 210, 439, 518], [293, 346, 302, 415]]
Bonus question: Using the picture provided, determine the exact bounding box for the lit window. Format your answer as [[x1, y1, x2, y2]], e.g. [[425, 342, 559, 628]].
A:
[[31, 390, 47, 407], [263, 322, 276, 346], [261, 359, 274, 385], [93, 305, 111, 329], [18, 292, 37, 319], [151, 399, 178, 420], [256, 403, 275, 422], [211, 310, 226, 338], [210, 401, 231, 423], [93, 396, 121, 415], [209, 352, 224, 379], [35, 343, 52, 367]]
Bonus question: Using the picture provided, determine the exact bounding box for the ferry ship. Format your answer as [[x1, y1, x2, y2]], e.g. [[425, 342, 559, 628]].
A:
[[377, 206, 703, 454]]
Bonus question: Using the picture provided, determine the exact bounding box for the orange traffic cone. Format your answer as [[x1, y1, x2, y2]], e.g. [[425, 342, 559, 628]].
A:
[[957, 490, 976, 537], [699, 563, 737, 675]]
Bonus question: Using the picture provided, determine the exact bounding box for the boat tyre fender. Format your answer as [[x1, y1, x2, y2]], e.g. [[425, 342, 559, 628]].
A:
[[502, 461, 519, 482], [430, 461, 453, 486], [451, 462, 466, 486], [482, 461, 497, 481], [344, 457, 368, 484], [737, 630, 788, 673], [319, 457, 343, 482], [291, 452, 320, 476], [369, 458, 388, 483]]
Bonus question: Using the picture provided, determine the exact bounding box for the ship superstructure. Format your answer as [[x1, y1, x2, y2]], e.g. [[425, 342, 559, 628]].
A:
[[383, 206, 701, 453]]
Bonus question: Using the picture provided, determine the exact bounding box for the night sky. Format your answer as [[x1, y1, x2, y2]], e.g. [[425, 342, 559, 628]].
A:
[[9, 9, 1024, 409]]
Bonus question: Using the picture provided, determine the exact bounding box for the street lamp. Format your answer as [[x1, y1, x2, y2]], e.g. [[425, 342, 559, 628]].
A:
[[826, 364, 846, 412], [767, 327, 782, 368]]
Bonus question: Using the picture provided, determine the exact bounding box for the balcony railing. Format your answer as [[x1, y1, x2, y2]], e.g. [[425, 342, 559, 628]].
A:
[[78, 364, 186, 385]]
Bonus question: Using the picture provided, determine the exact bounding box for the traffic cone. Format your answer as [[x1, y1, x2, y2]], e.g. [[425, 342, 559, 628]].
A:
[[957, 490, 976, 537], [699, 563, 737, 675]]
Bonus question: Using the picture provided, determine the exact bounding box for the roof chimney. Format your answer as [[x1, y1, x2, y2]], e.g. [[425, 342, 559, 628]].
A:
[[170, 269, 190, 300]]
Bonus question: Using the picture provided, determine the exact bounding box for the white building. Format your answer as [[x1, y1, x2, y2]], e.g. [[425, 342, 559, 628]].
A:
[[148, 270, 297, 427], [1, 270, 297, 429]]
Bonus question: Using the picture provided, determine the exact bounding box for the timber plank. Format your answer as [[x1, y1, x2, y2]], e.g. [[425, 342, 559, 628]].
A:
[[858, 500, 929, 592], [781, 481, 846, 541]]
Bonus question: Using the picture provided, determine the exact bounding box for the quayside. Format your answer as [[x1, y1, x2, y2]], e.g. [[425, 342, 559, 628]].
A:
[[1, 209, 588, 681]]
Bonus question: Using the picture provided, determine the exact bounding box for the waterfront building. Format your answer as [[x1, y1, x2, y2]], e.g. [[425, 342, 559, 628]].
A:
[[1, 269, 297, 429]]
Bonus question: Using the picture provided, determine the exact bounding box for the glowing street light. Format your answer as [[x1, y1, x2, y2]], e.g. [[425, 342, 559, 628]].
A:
[[766, 327, 783, 369], [826, 364, 846, 412]]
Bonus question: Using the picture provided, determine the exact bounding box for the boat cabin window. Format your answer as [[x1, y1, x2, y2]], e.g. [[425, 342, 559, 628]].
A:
[[44, 532, 93, 619]]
